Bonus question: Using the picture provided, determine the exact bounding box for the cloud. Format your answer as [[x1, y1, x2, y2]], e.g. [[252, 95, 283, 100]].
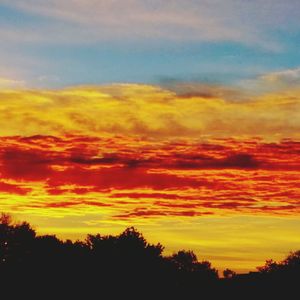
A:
[[260, 68, 300, 86], [115, 208, 213, 219], [0, 181, 31, 195], [0, 135, 300, 221], [2, 0, 298, 49], [0, 77, 25, 89], [0, 83, 300, 139], [208, 153, 260, 169], [0, 148, 55, 181], [239, 67, 300, 93], [160, 81, 244, 101]]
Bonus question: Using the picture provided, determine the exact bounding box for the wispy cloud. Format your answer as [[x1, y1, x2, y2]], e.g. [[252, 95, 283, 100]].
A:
[[2, 0, 297, 49], [260, 67, 300, 85], [0, 77, 25, 89], [239, 66, 300, 93]]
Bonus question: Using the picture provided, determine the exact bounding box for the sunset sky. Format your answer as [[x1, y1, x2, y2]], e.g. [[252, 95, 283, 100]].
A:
[[1, 0, 300, 273]]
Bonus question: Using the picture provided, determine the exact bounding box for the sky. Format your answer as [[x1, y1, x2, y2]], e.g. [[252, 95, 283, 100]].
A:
[[0, 0, 300, 274]]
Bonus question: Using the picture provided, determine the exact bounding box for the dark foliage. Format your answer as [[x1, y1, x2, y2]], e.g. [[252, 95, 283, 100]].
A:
[[0, 213, 299, 298]]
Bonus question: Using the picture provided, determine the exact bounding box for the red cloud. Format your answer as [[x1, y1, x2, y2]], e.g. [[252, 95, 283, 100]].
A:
[[0, 148, 55, 180], [115, 208, 213, 219], [46, 166, 203, 190], [0, 135, 300, 219], [0, 181, 31, 195]]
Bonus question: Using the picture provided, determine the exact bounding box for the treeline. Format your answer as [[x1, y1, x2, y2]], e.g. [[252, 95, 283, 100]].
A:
[[0, 213, 299, 298]]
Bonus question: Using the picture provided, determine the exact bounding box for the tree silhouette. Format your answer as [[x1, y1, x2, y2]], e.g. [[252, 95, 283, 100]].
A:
[[1, 212, 300, 298], [171, 250, 198, 272], [223, 268, 237, 279]]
